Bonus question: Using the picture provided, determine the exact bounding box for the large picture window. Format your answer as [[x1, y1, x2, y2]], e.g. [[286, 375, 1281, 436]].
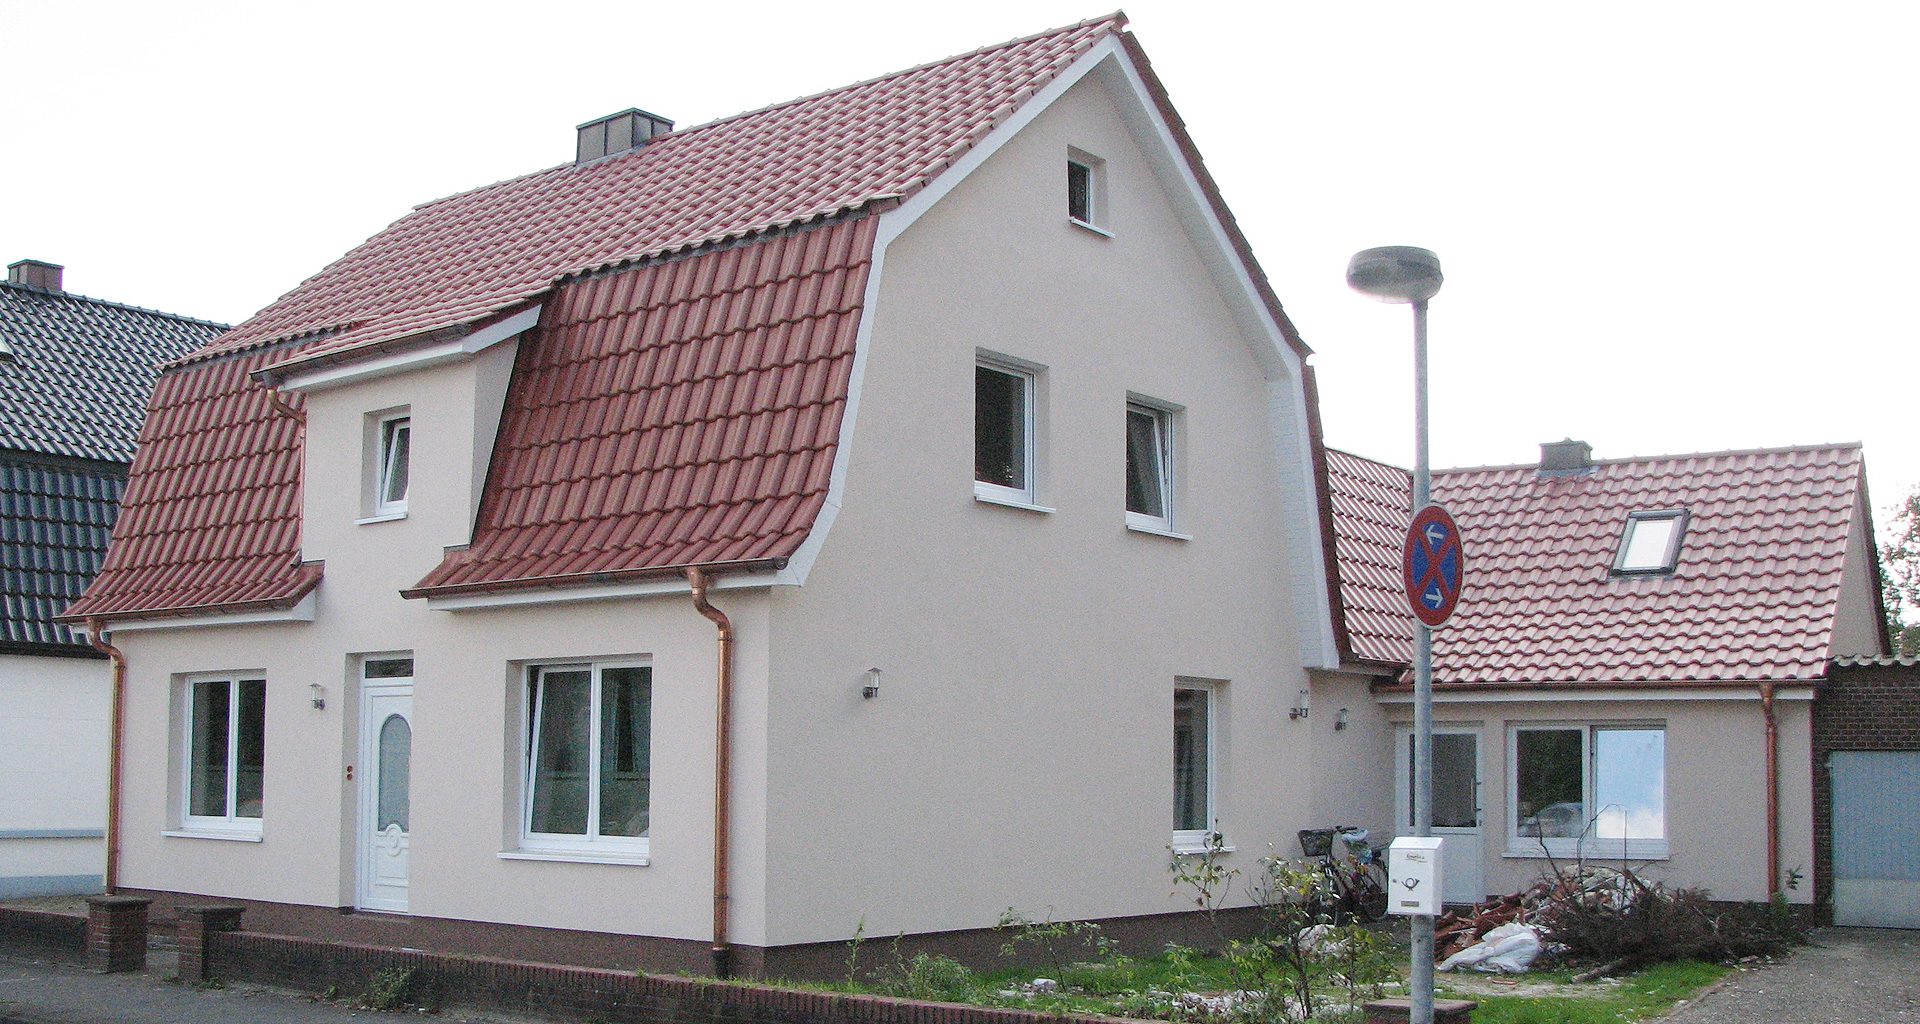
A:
[[1511, 724, 1666, 858], [522, 661, 650, 859], [182, 674, 266, 835]]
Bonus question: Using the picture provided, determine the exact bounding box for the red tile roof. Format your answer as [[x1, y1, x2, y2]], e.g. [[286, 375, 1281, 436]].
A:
[[404, 217, 872, 598], [1324, 443, 1869, 685], [186, 14, 1125, 375], [59, 344, 321, 621]]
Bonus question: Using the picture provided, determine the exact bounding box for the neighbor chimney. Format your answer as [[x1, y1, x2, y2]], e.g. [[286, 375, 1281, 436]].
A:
[[576, 108, 674, 166], [7, 260, 63, 292], [1538, 438, 1594, 475]]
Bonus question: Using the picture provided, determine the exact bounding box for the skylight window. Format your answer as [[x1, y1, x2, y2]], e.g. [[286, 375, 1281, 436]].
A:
[[1615, 510, 1686, 574]]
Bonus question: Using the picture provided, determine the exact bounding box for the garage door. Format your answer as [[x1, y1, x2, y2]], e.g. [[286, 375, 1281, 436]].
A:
[[1831, 751, 1920, 928]]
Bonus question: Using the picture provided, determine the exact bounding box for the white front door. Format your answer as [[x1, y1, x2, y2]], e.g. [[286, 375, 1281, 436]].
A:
[[1398, 727, 1484, 906], [357, 661, 413, 913]]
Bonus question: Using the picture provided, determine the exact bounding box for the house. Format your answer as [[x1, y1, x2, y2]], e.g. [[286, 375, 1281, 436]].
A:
[[1315, 439, 1893, 917], [0, 259, 224, 898], [59, 16, 1348, 976]]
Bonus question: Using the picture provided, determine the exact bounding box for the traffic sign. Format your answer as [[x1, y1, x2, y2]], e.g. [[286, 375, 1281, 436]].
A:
[[1403, 504, 1465, 627]]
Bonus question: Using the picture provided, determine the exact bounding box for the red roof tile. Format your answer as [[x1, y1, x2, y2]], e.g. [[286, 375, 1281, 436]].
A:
[[184, 15, 1125, 374], [404, 219, 872, 597], [1324, 444, 1867, 685], [59, 343, 322, 621]]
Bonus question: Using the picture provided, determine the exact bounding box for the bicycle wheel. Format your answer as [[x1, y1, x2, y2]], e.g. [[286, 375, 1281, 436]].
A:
[[1354, 864, 1389, 922]]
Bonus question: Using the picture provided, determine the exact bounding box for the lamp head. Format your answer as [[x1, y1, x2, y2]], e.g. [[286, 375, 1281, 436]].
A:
[[1346, 246, 1442, 304]]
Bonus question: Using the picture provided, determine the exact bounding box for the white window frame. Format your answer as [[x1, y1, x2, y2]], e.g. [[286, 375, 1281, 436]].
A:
[[974, 352, 1049, 512], [1066, 147, 1111, 237], [169, 672, 266, 841], [1506, 722, 1668, 860], [1172, 680, 1222, 854], [1614, 509, 1686, 574], [1124, 396, 1186, 538], [372, 413, 412, 518], [512, 659, 651, 865]]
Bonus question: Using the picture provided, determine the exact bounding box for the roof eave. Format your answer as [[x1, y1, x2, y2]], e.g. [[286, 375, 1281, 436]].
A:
[[400, 557, 790, 602]]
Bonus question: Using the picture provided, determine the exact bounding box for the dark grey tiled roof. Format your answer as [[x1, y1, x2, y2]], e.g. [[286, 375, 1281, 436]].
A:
[[0, 282, 227, 462], [0, 452, 124, 652]]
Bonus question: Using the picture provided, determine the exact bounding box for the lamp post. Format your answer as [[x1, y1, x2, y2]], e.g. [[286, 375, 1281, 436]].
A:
[[1347, 245, 1443, 1024]]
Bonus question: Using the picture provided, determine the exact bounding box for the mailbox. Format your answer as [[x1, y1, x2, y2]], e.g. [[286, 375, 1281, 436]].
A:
[[1386, 836, 1445, 917]]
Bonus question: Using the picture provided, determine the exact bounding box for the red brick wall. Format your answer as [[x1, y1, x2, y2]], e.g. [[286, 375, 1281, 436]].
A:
[[1811, 660, 1920, 919]]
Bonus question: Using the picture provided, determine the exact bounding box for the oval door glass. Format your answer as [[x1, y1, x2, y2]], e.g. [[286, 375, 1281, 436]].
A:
[[378, 714, 411, 831]]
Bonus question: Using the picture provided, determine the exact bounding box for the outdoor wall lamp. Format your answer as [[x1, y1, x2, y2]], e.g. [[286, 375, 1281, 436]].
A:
[[1289, 688, 1310, 720], [862, 667, 881, 700], [1336, 708, 1350, 731], [309, 682, 326, 710]]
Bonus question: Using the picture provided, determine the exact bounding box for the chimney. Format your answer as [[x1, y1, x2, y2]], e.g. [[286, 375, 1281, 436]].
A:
[[576, 109, 673, 166], [7, 259, 63, 292], [1538, 438, 1594, 475]]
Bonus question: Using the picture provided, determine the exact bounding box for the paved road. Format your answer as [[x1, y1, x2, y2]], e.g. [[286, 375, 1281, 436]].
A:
[[1665, 928, 1920, 1023], [0, 949, 524, 1024]]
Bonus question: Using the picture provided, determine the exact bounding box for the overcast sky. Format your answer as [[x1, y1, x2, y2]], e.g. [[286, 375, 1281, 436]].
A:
[[6, 1, 1915, 549]]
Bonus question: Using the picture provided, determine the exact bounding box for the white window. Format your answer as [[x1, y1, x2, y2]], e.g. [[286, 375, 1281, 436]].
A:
[[520, 661, 651, 861], [179, 673, 266, 836], [1510, 724, 1666, 859], [975, 354, 1046, 510], [375, 414, 411, 516], [1125, 399, 1182, 535], [1615, 510, 1685, 574], [1173, 682, 1218, 851], [1066, 147, 1109, 235]]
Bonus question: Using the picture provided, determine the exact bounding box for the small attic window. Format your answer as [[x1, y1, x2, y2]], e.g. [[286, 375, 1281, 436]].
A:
[[1615, 510, 1686, 574], [1066, 147, 1110, 235]]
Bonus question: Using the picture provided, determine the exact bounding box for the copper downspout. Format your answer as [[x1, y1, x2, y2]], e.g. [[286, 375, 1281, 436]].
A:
[[1761, 681, 1781, 899], [85, 618, 127, 894], [686, 567, 735, 978]]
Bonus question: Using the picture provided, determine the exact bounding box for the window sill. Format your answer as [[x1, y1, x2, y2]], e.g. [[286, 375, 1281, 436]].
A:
[[973, 489, 1054, 514], [498, 848, 650, 866], [1068, 218, 1114, 238], [164, 827, 263, 843], [1170, 841, 1237, 856], [355, 511, 409, 525], [1503, 842, 1669, 861], [1126, 520, 1192, 541]]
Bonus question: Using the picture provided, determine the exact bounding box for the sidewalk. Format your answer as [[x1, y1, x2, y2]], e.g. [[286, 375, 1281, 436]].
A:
[[0, 947, 529, 1024]]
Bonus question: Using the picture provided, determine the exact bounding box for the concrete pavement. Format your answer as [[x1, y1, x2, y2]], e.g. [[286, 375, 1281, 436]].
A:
[[1664, 928, 1919, 1023]]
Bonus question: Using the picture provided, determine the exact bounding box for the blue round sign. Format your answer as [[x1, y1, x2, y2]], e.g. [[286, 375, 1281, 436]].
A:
[[1403, 504, 1465, 627]]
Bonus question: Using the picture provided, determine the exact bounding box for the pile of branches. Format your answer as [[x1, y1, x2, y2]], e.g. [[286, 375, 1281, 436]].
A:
[[1437, 865, 1806, 974]]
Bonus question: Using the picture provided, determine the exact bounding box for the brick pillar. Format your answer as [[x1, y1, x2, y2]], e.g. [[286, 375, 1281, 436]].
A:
[[1363, 997, 1479, 1024], [85, 896, 151, 973], [175, 905, 245, 982]]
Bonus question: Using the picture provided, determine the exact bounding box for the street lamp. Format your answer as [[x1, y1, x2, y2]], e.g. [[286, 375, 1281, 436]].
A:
[[1347, 245, 1442, 1024]]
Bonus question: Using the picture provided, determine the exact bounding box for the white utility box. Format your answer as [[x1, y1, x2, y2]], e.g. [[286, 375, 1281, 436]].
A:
[[1387, 836, 1446, 917]]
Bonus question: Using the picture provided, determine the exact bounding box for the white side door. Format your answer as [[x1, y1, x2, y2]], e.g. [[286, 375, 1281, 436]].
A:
[[357, 664, 413, 913], [1397, 726, 1484, 905]]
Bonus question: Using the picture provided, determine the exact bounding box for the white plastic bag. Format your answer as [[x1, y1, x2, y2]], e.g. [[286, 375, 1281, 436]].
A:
[[1437, 922, 1543, 973]]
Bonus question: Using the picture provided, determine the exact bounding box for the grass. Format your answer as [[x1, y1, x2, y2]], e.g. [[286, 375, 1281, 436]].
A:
[[1452, 960, 1730, 1024]]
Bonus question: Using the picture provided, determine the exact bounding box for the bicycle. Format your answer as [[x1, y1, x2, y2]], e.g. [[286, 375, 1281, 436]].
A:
[[1298, 825, 1389, 923]]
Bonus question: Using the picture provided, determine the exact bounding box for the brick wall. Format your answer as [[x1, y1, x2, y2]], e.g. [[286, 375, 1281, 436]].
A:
[[1811, 659, 1920, 919], [206, 930, 1139, 1024], [0, 905, 86, 963]]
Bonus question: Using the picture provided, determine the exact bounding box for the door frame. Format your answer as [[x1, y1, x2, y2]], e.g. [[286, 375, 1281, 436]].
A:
[[1395, 722, 1485, 906], [356, 663, 413, 913]]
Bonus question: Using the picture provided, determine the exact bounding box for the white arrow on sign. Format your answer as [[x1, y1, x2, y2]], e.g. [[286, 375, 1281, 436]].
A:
[[1423, 584, 1445, 608], [1425, 523, 1447, 545]]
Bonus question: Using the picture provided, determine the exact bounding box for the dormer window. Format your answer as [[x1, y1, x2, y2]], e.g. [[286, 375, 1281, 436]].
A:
[[1615, 510, 1686, 574]]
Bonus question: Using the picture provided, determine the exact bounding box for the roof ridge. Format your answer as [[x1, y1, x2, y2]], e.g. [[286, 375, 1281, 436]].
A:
[[0, 280, 231, 331], [1434, 441, 1864, 476], [408, 13, 1128, 217]]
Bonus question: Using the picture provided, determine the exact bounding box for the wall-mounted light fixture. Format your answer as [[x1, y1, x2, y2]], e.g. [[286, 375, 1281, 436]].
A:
[[1335, 708, 1350, 731], [862, 667, 882, 700], [1289, 688, 1310, 720], [309, 682, 326, 710]]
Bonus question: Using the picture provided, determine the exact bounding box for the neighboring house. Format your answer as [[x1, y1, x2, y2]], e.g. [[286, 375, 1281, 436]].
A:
[[60, 17, 1347, 975], [1316, 439, 1892, 914], [0, 259, 223, 898]]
